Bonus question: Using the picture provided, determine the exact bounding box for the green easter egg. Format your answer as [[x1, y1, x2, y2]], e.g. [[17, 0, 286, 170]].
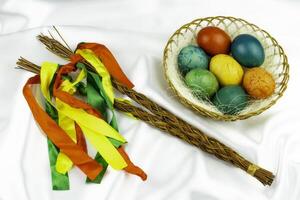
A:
[[212, 85, 248, 115], [185, 68, 219, 98]]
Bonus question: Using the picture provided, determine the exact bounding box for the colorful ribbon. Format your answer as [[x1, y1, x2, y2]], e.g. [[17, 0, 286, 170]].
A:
[[40, 62, 77, 175], [83, 63, 122, 183], [56, 65, 86, 174], [57, 99, 127, 169], [73, 54, 146, 181], [50, 62, 146, 180], [77, 43, 134, 89], [76, 49, 114, 105], [41, 62, 127, 170], [22, 42, 147, 190], [23, 75, 103, 180]]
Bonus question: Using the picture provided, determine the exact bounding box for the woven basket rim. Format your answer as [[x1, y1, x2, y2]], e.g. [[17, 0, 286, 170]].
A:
[[163, 16, 290, 121]]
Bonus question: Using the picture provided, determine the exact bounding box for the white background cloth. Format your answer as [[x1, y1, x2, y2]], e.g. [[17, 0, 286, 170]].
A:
[[1, 0, 300, 199]]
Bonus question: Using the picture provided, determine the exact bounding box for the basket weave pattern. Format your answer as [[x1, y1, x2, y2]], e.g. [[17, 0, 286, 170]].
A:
[[163, 16, 289, 121]]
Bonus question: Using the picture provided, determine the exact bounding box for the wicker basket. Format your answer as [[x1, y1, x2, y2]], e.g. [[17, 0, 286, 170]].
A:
[[163, 16, 289, 121]]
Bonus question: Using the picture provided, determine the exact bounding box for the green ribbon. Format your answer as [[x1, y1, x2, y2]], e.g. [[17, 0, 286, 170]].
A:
[[86, 72, 108, 121], [45, 101, 70, 190], [76, 63, 124, 184]]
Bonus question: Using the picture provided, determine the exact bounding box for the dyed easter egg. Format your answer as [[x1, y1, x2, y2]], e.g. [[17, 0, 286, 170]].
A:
[[212, 86, 248, 115], [177, 45, 209, 75], [209, 54, 244, 86], [197, 26, 231, 56], [231, 34, 265, 67], [185, 68, 219, 98], [243, 67, 275, 99]]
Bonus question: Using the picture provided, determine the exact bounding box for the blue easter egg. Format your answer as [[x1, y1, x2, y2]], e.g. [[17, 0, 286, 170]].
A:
[[177, 45, 209, 75], [231, 34, 265, 68]]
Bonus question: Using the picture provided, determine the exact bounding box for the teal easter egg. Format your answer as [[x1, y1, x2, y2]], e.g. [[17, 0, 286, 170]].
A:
[[212, 86, 248, 115], [178, 45, 209, 75], [231, 34, 265, 68], [185, 68, 219, 98]]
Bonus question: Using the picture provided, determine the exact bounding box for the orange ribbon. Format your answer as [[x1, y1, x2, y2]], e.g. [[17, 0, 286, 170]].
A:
[[77, 43, 134, 89]]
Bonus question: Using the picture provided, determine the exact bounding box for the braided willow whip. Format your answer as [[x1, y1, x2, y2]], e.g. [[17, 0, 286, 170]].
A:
[[114, 92, 274, 186], [28, 34, 275, 185]]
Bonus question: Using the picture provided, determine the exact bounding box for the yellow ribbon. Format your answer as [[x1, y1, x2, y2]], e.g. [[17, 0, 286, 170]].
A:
[[76, 49, 114, 104], [40, 62, 127, 171], [40, 62, 58, 102], [58, 67, 87, 143], [56, 99, 127, 170], [76, 50, 137, 130], [55, 67, 87, 174], [60, 68, 87, 94]]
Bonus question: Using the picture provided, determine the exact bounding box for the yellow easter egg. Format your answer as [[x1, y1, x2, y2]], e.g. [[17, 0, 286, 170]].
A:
[[209, 54, 244, 86]]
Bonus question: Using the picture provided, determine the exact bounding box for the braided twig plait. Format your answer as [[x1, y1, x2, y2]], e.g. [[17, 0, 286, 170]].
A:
[[113, 83, 274, 185]]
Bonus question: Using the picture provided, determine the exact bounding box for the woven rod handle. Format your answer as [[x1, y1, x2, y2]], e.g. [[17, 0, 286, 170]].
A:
[[113, 83, 274, 186]]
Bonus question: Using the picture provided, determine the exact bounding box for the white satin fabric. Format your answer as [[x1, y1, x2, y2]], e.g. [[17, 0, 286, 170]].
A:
[[0, 0, 300, 199]]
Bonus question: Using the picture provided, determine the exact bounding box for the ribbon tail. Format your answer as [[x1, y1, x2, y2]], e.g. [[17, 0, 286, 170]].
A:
[[118, 147, 147, 181], [47, 138, 70, 190], [86, 153, 108, 184]]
